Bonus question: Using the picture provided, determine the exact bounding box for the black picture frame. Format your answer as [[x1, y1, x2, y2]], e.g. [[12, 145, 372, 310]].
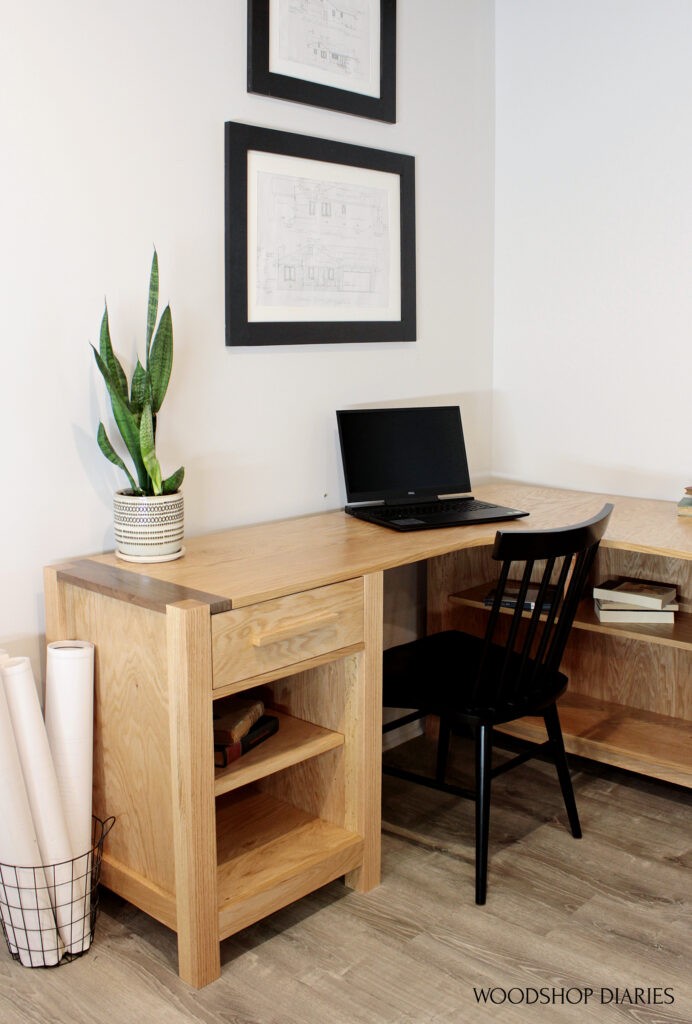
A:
[[225, 121, 416, 346], [247, 0, 396, 123]]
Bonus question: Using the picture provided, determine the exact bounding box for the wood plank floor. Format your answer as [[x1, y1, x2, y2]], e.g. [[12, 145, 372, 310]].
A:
[[1, 739, 690, 1024]]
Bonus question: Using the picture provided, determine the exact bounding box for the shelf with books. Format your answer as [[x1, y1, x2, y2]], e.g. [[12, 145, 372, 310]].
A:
[[214, 710, 344, 797], [575, 598, 692, 649], [448, 584, 692, 651], [592, 577, 677, 609], [209, 636, 372, 953], [445, 575, 692, 787], [216, 786, 363, 938], [448, 582, 549, 615]]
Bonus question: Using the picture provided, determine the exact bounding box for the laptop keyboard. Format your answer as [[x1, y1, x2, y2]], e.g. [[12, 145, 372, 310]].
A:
[[374, 498, 495, 521]]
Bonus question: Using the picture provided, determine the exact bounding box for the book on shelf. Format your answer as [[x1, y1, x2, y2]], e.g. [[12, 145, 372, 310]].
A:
[[677, 496, 692, 517], [597, 598, 679, 612], [591, 577, 677, 610], [484, 582, 558, 611], [214, 714, 280, 768], [213, 695, 265, 744], [593, 601, 675, 624]]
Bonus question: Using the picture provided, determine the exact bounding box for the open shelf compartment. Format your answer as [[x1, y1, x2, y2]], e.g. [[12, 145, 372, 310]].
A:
[[214, 710, 344, 797], [216, 786, 363, 938], [497, 692, 692, 788], [446, 582, 692, 787]]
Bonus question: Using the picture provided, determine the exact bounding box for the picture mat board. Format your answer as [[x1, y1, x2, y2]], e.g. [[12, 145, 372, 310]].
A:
[[247, 149, 401, 323], [269, 0, 381, 98]]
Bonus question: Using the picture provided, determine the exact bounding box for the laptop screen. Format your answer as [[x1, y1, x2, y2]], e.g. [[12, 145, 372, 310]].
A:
[[336, 406, 472, 504]]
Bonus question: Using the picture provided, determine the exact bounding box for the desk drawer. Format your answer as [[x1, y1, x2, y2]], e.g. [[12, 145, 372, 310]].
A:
[[211, 578, 364, 689]]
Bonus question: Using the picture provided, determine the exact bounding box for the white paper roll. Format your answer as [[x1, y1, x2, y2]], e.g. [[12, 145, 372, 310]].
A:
[[44, 641, 95, 953], [0, 650, 17, 955], [0, 666, 62, 966], [44, 641, 95, 857], [2, 657, 87, 953]]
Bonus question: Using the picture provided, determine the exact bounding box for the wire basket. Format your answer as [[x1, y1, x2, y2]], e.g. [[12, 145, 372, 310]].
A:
[[0, 815, 115, 968]]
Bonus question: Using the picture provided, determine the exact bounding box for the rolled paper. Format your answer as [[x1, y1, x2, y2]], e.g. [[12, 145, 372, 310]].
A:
[[44, 641, 95, 858], [2, 656, 87, 953], [0, 665, 62, 966], [44, 641, 95, 953], [0, 650, 17, 955]]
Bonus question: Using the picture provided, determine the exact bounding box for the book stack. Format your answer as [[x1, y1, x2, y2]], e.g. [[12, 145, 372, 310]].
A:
[[592, 578, 678, 624], [677, 485, 692, 517], [484, 581, 559, 611], [213, 695, 279, 768]]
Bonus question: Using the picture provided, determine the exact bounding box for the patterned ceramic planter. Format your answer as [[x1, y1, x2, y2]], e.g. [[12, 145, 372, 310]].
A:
[[113, 490, 184, 562]]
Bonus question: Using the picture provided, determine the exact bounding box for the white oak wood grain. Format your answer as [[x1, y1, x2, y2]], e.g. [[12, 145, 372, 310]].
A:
[[41, 484, 692, 994]]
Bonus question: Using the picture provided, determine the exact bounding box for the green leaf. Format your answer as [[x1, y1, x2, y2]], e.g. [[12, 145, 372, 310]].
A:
[[130, 359, 150, 418], [99, 306, 129, 402], [161, 466, 184, 494], [92, 345, 148, 490], [96, 422, 139, 492], [140, 402, 162, 495], [148, 305, 173, 414], [146, 249, 159, 366]]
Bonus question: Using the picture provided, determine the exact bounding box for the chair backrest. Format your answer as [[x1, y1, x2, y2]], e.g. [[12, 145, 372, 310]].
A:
[[472, 504, 613, 710]]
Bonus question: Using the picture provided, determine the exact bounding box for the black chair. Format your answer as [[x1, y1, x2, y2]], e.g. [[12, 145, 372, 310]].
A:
[[382, 504, 613, 904]]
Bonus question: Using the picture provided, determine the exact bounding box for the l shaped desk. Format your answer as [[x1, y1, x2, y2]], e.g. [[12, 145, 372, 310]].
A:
[[44, 482, 692, 987]]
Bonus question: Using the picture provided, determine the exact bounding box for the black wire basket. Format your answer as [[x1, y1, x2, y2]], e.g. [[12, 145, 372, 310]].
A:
[[0, 815, 115, 968]]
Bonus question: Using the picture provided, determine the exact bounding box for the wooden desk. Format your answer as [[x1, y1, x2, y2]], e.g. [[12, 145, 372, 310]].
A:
[[43, 483, 692, 987]]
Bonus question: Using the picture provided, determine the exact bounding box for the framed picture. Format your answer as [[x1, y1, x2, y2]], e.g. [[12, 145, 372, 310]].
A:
[[225, 121, 416, 346], [247, 0, 396, 123]]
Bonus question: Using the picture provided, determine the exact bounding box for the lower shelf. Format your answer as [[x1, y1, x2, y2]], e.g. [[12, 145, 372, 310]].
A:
[[497, 692, 692, 788], [216, 787, 363, 939]]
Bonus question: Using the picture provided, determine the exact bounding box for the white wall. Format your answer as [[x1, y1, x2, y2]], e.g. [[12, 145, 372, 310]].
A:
[[0, 2, 495, 673], [493, 0, 692, 500]]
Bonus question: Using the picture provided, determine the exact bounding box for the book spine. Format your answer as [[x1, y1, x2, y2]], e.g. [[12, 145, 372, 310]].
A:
[[214, 716, 280, 768], [594, 605, 675, 624], [242, 715, 280, 751], [213, 701, 264, 744], [592, 588, 671, 610], [214, 740, 243, 767]]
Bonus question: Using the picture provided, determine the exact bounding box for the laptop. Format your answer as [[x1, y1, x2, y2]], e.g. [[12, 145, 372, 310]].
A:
[[336, 406, 529, 531]]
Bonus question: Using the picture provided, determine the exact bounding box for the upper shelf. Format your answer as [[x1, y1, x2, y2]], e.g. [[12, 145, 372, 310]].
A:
[[213, 710, 344, 798], [449, 584, 692, 651]]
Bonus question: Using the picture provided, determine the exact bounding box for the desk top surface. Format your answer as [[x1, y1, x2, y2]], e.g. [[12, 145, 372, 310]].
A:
[[55, 483, 692, 612]]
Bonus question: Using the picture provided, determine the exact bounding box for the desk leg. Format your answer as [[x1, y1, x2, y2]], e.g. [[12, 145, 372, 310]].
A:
[[345, 571, 383, 892], [167, 600, 220, 988]]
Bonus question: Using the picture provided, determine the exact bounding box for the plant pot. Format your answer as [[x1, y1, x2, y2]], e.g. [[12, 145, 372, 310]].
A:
[[113, 490, 184, 562]]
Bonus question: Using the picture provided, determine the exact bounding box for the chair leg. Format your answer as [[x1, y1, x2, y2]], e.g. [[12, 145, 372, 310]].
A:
[[474, 723, 493, 905], [435, 716, 451, 785], [543, 704, 582, 838]]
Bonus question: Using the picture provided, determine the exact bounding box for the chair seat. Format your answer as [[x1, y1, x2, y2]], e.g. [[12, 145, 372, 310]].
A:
[[383, 630, 569, 725]]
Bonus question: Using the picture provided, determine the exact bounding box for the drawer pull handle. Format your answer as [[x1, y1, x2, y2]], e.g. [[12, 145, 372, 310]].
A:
[[251, 611, 339, 648]]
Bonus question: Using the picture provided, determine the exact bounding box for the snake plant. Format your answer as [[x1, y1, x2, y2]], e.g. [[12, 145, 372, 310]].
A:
[[91, 250, 184, 496]]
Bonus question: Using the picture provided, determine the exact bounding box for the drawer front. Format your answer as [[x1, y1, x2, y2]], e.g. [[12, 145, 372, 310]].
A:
[[211, 578, 364, 688]]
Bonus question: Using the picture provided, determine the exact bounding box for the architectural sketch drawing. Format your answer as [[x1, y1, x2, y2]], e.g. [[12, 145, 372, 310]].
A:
[[255, 169, 392, 311], [275, 0, 373, 88]]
